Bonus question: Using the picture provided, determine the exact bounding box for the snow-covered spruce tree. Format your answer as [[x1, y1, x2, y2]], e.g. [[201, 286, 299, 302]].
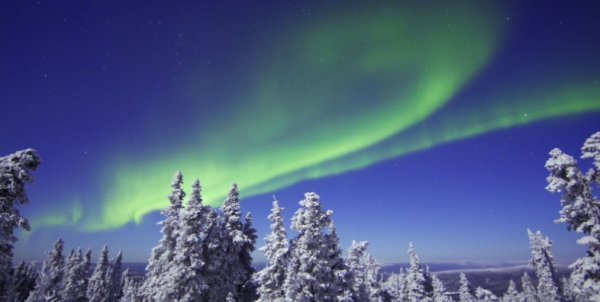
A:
[[29, 239, 67, 301], [501, 280, 520, 302], [87, 245, 112, 302], [240, 212, 258, 302], [64, 249, 75, 276], [363, 253, 385, 301], [527, 229, 561, 301], [560, 276, 575, 302], [26, 239, 66, 302], [384, 268, 407, 301], [545, 131, 600, 301], [201, 209, 221, 301], [13, 261, 37, 302], [81, 249, 92, 298], [208, 183, 256, 301], [431, 275, 450, 302], [459, 272, 475, 302], [255, 200, 288, 302], [161, 178, 209, 301], [405, 243, 432, 301], [60, 248, 89, 302], [0, 148, 41, 300], [345, 240, 369, 301], [344, 242, 384, 301], [324, 222, 353, 301], [521, 272, 539, 302], [107, 250, 123, 301], [140, 171, 185, 301], [119, 269, 141, 302], [284, 192, 341, 301], [474, 286, 497, 302]]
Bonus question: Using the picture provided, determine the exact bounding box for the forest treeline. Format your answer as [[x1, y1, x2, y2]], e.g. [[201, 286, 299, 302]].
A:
[[1, 132, 599, 302]]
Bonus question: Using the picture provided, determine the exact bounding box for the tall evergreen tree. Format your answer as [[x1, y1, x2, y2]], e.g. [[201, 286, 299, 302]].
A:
[[363, 253, 384, 302], [256, 200, 288, 302], [202, 209, 221, 301], [521, 272, 539, 302], [431, 275, 449, 302], [459, 272, 475, 302], [0, 149, 41, 300], [141, 171, 185, 301], [107, 250, 123, 301], [284, 192, 336, 301], [161, 178, 209, 301], [545, 131, 600, 300], [208, 183, 255, 301], [81, 249, 92, 298], [119, 269, 140, 302], [405, 243, 432, 301], [560, 276, 576, 302], [13, 261, 37, 302], [87, 245, 111, 302], [345, 241, 369, 302], [61, 248, 89, 302], [26, 239, 65, 302], [527, 229, 561, 301], [502, 280, 520, 302], [240, 212, 258, 302], [383, 269, 406, 301], [323, 222, 353, 301]]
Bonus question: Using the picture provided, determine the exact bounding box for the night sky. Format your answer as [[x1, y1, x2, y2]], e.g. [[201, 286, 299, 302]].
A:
[[3, 1, 599, 265]]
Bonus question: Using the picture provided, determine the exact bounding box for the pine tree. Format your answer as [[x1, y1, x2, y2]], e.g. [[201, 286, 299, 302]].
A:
[[431, 275, 450, 302], [0, 149, 41, 300], [202, 209, 222, 301], [383, 268, 406, 302], [363, 254, 384, 302], [13, 261, 37, 302], [87, 245, 111, 302], [141, 171, 185, 301], [345, 240, 369, 302], [560, 276, 577, 302], [545, 132, 600, 300], [521, 272, 539, 302], [107, 250, 123, 301], [61, 248, 89, 302], [405, 243, 432, 301], [527, 229, 561, 301], [26, 239, 65, 302], [81, 249, 92, 299], [119, 269, 140, 302], [501, 280, 520, 302], [256, 200, 288, 302], [240, 212, 258, 302], [284, 192, 336, 301], [323, 222, 353, 301], [207, 183, 255, 301], [459, 272, 475, 302], [161, 178, 209, 301]]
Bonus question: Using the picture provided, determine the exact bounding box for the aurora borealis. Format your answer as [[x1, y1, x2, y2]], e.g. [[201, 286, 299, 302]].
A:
[[3, 1, 600, 264]]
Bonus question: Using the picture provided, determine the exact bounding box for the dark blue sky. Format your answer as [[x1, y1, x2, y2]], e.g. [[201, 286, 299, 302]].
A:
[[2, 1, 599, 264]]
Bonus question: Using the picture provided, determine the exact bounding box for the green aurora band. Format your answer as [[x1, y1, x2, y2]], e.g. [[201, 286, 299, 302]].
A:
[[30, 2, 600, 232]]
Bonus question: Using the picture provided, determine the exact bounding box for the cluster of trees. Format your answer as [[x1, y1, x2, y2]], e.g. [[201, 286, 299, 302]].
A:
[[18, 240, 125, 302], [1, 131, 599, 302]]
